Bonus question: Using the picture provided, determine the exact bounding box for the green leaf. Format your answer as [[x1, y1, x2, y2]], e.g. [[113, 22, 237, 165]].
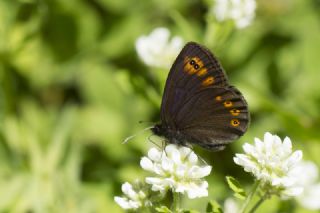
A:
[[156, 206, 173, 213], [226, 176, 247, 200], [206, 200, 223, 213]]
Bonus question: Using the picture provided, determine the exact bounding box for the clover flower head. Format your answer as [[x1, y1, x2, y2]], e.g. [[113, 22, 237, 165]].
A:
[[114, 181, 151, 210], [212, 0, 256, 29], [234, 132, 303, 198], [140, 144, 212, 199], [135, 27, 183, 68]]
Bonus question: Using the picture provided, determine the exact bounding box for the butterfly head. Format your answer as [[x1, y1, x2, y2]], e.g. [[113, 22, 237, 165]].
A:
[[151, 124, 165, 136], [151, 124, 188, 147]]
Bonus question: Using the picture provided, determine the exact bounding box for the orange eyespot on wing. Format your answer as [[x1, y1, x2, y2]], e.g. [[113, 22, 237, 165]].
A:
[[224, 101, 233, 108], [197, 68, 208, 77], [231, 119, 240, 127], [230, 109, 240, 116], [202, 76, 215, 86], [215, 96, 222, 102], [192, 57, 204, 67], [184, 56, 205, 75]]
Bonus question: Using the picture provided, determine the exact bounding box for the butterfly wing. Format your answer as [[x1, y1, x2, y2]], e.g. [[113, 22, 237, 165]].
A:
[[160, 42, 229, 128], [177, 86, 249, 150], [160, 42, 249, 150]]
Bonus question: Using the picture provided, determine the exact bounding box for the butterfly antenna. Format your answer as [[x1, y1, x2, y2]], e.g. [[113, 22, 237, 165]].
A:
[[139, 120, 157, 125], [122, 126, 153, 144]]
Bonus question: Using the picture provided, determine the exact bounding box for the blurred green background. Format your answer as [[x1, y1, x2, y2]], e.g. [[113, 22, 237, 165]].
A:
[[0, 0, 319, 212]]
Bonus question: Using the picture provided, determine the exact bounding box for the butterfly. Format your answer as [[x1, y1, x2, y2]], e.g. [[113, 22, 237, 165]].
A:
[[151, 42, 249, 151]]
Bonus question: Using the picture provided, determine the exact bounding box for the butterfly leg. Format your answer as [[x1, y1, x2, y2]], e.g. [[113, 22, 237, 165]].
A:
[[147, 134, 162, 149]]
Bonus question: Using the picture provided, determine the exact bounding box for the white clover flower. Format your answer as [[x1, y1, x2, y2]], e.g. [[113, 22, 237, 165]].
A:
[[293, 161, 320, 210], [234, 132, 303, 198], [114, 182, 150, 210], [135, 27, 183, 68], [212, 0, 256, 29], [140, 144, 212, 199]]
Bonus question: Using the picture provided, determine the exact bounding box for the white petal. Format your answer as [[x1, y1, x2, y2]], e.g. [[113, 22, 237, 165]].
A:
[[165, 144, 177, 155], [254, 138, 264, 150], [175, 164, 187, 178], [175, 183, 189, 193], [153, 164, 165, 175], [234, 154, 257, 171], [287, 150, 303, 167], [170, 148, 182, 165], [146, 177, 168, 192], [161, 156, 174, 172], [282, 136, 292, 150], [188, 165, 212, 179], [243, 143, 254, 154], [179, 146, 192, 159], [122, 182, 134, 195], [122, 182, 138, 200], [128, 200, 141, 209], [264, 132, 273, 142], [188, 151, 198, 164], [140, 157, 154, 171], [114, 197, 132, 209], [145, 177, 162, 185], [273, 135, 282, 147], [282, 186, 303, 198], [148, 148, 161, 162], [186, 181, 209, 199]]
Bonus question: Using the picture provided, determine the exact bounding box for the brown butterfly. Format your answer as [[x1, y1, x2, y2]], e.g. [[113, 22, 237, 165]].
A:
[[151, 42, 250, 151]]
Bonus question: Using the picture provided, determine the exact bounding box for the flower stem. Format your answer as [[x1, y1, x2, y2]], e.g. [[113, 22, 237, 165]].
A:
[[172, 192, 181, 212], [239, 180, 260, 213], [248, 192, 269, 213]]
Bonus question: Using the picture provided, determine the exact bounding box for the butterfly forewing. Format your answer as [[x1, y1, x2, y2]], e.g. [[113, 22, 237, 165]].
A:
[[161, 42, 229, 127]]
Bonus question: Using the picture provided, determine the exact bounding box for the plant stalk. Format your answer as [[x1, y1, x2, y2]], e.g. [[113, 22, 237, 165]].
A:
[[172, 192, 181, 212], [248, 192, 269, 213], [239, 180, 260, 213]]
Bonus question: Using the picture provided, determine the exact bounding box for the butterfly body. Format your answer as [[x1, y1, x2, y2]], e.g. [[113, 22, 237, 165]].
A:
[[152, 42, 249, 151], [152, 124, 227, 151], [152, 124, 188, 146]]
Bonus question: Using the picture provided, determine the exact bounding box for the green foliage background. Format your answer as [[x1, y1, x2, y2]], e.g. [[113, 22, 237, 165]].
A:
[[0, 0, 319, 212]]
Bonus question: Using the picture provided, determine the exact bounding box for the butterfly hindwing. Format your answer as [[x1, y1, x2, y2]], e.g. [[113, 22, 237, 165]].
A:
[[177, 86, 249, 150]]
